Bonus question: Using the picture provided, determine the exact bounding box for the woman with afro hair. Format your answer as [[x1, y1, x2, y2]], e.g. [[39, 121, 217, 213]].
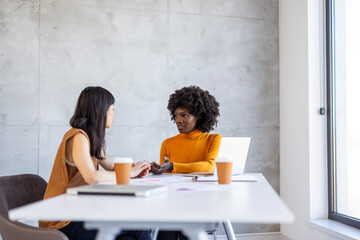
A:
[[151, 86, 222, 174]]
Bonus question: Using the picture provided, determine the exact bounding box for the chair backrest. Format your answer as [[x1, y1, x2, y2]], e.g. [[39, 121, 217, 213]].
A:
[[216, 137, 251, 175], [0, 174, 47, 220], [0, 174, 68, 240]]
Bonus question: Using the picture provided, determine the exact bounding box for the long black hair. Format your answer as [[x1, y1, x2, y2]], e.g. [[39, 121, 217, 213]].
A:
[[167, 86, 220, 133], [70, 86, 115, 160]]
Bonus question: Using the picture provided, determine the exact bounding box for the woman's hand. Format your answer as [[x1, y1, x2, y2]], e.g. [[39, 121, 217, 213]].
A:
[[130, 161, 151, 178], [151, 157, 173, 174]]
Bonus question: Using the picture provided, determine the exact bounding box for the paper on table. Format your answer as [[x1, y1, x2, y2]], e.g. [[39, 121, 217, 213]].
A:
[[193, 174, 259, 182], [130, 173, 190, 184], [182, 172, 214, 177]]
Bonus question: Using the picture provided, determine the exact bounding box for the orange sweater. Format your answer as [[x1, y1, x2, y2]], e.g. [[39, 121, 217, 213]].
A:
[[160, 130, 222, 173]]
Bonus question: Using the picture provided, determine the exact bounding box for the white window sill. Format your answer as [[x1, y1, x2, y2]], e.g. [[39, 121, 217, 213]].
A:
[[309, 219, 360, 240]]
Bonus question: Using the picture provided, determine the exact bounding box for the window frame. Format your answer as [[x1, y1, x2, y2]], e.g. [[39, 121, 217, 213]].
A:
[[326, 0, 360, 229]]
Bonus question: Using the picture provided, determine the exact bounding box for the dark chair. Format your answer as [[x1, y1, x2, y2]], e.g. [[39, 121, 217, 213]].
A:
[[0, 174, 68, 240]]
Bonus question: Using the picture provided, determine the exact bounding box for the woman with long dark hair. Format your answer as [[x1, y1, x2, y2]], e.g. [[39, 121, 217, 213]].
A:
[[40, 86, 151, 240]]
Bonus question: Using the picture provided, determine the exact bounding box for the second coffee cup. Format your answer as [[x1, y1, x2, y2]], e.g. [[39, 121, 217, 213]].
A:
[[113, 157, 133, 184], [216, 157, 233, 184]]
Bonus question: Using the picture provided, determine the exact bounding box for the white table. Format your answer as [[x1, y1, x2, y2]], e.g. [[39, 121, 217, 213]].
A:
[[9, 173, 293, 240]]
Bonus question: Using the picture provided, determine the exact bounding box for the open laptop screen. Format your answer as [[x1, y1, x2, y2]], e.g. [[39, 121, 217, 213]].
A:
[[216, 137, 251, 175]]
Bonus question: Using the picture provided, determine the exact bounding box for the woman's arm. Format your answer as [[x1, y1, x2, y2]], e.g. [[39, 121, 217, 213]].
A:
[[71, 134, 151, 183], [99, 151, 114, 171], [150, 141, 173, 174], [72, 133, 150, 184], [98, 150, 151, 177], [159, 141, 167, 165], [71, 133, 116, 184]]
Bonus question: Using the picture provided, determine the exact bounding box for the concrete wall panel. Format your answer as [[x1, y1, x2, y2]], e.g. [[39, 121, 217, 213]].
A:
[[0, 0, 279, 235]]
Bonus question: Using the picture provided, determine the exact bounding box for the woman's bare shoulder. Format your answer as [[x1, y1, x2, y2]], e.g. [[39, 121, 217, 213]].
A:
[[72, 132, 89, 146]]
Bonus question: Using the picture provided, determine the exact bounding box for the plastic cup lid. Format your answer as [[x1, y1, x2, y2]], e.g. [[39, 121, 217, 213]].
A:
[[113, 157, 133, 164]]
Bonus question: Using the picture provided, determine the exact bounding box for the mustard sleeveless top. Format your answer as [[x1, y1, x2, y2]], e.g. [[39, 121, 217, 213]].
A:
[[39, 128, 99, 229]]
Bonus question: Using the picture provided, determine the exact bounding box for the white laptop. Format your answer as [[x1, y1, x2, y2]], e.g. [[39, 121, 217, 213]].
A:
[[215, 137, 251, 175], [67, 184, 168, 197], [183, 137, 251, 179]]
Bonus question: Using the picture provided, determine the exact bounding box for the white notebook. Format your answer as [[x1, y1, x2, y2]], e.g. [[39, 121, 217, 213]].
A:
[[67, 184, 168, 197], [192, 174, 259, 182]]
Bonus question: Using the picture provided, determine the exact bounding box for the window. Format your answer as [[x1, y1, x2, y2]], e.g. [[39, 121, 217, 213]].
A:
[[327, 0, 360, 228]]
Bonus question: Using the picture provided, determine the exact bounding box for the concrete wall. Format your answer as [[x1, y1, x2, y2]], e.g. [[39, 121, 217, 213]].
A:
[[0, 0, 279, 235]]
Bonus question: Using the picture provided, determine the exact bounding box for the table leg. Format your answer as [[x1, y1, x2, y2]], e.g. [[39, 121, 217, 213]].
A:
[[223, 220, 236, 240], [85, 221, 216, 240], [95, 228, 121, 240], [85, 222, 121, 240], [182, 228, 208, 240], [150, 228, 160, 240]]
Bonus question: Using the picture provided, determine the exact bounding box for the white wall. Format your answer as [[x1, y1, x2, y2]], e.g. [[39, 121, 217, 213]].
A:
[[279, 0, 311, 238], [279, 0, 345, 239]]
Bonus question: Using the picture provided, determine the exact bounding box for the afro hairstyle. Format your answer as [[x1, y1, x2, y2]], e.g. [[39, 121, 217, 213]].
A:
[[167, 86, 220, 133]]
